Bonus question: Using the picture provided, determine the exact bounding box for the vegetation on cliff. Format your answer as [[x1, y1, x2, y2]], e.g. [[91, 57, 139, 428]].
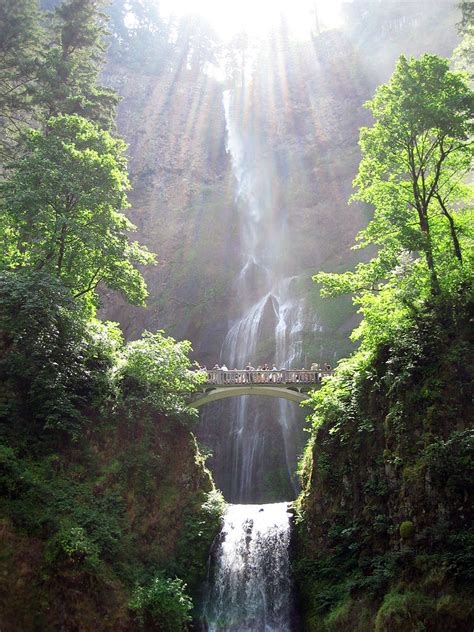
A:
[[0, 270, 222, 631], [296, 53, 473, 631], [0, 2, 222, 630]]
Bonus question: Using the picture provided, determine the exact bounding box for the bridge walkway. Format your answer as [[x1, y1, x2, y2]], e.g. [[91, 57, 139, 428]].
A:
[[189, 369, 333, 408]]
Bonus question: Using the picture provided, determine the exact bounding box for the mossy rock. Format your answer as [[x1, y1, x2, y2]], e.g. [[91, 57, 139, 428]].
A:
[[375, 590, 435, 632], [399, 520, 415, 540]]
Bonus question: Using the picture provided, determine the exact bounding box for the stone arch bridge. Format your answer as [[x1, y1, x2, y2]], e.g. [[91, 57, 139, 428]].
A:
[[188, 369, 332, 409]]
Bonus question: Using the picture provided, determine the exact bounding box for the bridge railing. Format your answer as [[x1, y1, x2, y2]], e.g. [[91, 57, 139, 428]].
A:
[[202, 369, 333, 386]]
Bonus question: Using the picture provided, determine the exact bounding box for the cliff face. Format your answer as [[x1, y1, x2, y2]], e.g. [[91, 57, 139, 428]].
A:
[[101, 67, 236, 363], [294, 307, 474, 631], [0, 409, 220, 632], [101, 2, 460, 366]]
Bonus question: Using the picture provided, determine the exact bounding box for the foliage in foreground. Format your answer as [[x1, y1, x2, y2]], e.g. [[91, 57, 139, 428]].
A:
[[0, 269, 220, 629], [0, 270, 202, 441], [118, 331, 206, 420], [130, 574, 193, 631], [298, 53, 474, 631]]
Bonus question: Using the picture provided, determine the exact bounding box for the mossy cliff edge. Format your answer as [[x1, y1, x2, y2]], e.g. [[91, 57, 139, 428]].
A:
[[0, 271, 222, 632], [294, 303, 473, 631], [0, 419, 220, 631]]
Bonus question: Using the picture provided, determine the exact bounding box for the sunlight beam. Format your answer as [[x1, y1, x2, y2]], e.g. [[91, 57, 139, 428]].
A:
[[160, 0, 345, 41]]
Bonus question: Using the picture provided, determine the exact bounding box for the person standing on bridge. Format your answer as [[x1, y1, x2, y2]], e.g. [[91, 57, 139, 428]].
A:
[[263, 363, 270, 383], [310, 363, 319, 384], [271, 365, 278, 382], [247, 364, 256, 383]]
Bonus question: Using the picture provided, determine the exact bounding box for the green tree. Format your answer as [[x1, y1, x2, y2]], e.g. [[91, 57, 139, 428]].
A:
[[315, 55, 473, 314], [0, 269, 122, 438], [34, 0, 118, 129], [118, 331, 205, 419], [0, 0, 45, 161], [0, 114, 155, 307]]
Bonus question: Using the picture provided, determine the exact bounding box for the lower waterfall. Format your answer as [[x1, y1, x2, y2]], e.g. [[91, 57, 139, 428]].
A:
[[202, 503, 296, 631]]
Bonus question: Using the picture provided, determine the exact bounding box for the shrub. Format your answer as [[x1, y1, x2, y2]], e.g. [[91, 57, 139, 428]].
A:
[[46, 523, 100, 569], [0, 444, 28, 497], [375, 590, 436, 632], [129, 573, 193, 631], [117, 330, 205, 420], [424, 431, 474, 496]]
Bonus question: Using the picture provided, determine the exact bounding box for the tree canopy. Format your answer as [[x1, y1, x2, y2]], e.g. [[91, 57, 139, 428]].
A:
[[0, 115, 155, 307], [35, 0, 118, 128], [315, 54, 473, 349], [0, 0, 119, 164]]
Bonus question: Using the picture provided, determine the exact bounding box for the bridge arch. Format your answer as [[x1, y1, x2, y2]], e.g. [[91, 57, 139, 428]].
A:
[[188, 385, 307, 409], [187, 369, 330, 409]]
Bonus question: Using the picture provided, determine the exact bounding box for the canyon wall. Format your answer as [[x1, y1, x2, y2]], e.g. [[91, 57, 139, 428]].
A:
[[102, 1, 460, 366], [101, 1, 461, 501]]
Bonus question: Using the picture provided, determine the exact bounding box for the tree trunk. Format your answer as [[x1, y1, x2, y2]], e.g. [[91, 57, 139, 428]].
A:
[[418, 206, 440, 295], [57, 222, 67, 275], [435, 194, 463, 263], [409, 146, 440, 295]]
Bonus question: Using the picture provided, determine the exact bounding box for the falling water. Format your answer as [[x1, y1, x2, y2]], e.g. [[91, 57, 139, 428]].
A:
[[201, 90, 315, 630], [215, 91, 319, 502], [203, 503, 295, 631]]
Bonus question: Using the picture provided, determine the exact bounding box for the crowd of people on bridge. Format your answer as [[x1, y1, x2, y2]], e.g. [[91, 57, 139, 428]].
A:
[[196, 362, 333, 385]]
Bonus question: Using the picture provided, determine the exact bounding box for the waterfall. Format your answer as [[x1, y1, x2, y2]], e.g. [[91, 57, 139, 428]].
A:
[[203, 503, 295, 631], [207, 90, 318, 503], [201, 89, 314, 630]]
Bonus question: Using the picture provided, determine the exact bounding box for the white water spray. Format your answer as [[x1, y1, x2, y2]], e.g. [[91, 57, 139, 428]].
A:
[[203, 503, 294, 631]]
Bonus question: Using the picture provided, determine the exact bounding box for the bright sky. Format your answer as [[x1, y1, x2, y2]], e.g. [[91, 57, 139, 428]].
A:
[[160, 0, 345, 40]]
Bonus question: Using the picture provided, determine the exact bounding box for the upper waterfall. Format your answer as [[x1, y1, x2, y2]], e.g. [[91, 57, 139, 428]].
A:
[[196, 89, 321, 504]]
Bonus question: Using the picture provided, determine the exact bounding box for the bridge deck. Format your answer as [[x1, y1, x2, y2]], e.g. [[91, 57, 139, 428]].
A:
[[188, 370, 332, 408], [202, 369, 332, 387]]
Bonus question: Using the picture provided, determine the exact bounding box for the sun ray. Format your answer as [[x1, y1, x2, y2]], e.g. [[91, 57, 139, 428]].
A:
[[159, 0, 344, 41]]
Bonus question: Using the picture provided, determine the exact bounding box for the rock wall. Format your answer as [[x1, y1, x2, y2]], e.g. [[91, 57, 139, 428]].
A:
[[101, 67, 236, 364], [294, 307, 474, 631], [101, 1, 460, 366]]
